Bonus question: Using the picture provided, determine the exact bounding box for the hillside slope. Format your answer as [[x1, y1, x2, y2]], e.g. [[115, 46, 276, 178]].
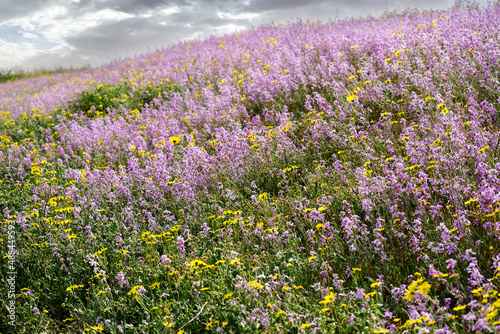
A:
[[1, 3, 500, 333]]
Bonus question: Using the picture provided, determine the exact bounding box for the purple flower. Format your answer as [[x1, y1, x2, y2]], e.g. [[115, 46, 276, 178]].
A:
[[160, 255, 171, 264]]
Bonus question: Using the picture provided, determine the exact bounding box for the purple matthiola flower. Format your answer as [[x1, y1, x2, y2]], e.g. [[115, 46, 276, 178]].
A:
[[446, 259, 457, 270], [116, 271, 129, 287], [160, 255, 171, 264]]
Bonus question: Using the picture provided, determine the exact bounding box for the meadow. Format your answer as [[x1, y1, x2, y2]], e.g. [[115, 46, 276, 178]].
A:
[[1, 2, 500, 333]]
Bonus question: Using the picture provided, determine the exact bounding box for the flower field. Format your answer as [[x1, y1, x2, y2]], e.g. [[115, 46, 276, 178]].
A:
[[2, 2, 500, 333]]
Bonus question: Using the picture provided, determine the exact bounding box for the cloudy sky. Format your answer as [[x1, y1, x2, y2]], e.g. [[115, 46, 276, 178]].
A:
[[0, 0, 489, 71]]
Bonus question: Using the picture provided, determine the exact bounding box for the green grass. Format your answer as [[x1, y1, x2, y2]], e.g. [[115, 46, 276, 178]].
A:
[[0, 67, 89, 83]]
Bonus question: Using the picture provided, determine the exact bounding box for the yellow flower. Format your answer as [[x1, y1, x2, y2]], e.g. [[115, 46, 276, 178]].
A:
[[346, 94, 357, 102], [127, 285, 144, 295], [94, 247, 108, 256], [478, 145, 490, 153], [230, 258, 241, 265], [190, 259, 207, 267], [301, 323, 311, 329], [319, 292, 336, 304], [417, 281, 431, 295], [224, 292, 233, 299], [321, 307, 330, 312], [371, 282, 381, 288], [92, 324, 104, 331], [365, 291, 377, 298], [248, 280, 263, 289], [403, 277, 426, 301], [453, 305, 467, 311], [169, 136, 181, 145], [374, 330, 389, 333], [66, 284, 84, 292]]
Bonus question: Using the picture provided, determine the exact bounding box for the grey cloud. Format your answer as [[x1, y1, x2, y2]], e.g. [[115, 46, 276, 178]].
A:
[[114, 0, 190, 13], [63, 1, 252, 51], [65, 17, 185, 54], [66, 0, 190, 15], [242, 0, 327, 13], [2, 0, 491, 70], [0, 0, 54, 24]]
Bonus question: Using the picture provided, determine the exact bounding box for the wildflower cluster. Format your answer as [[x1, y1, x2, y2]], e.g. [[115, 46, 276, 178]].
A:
[[1, 3, 500, 333]]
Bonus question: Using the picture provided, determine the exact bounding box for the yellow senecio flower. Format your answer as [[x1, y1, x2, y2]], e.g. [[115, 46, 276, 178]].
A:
[[92, 324, 104, 331], [417, 281, 431, 295], [365, 291, 377, 298], [403, 277, 431, 300], [169, 136, 181, 145], [346, 94, 357, 102], [248, 280, 263, 289], [190, 259, 207, 267], [319, 292, 336, 304]]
